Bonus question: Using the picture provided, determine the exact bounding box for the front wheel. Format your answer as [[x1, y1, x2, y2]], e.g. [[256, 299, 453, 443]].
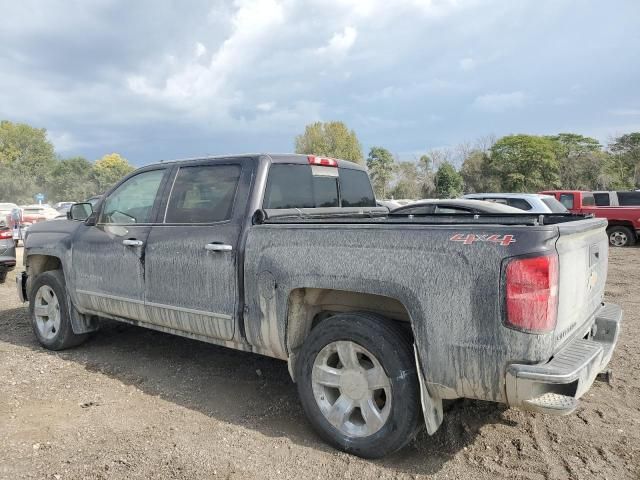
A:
[[295, 313, 421, 458], [29, 270, 88, 350], [607, 226, 636, 247]]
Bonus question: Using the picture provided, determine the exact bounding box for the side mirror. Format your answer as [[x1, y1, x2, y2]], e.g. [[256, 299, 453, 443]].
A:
[[68, 203, 93, 221]]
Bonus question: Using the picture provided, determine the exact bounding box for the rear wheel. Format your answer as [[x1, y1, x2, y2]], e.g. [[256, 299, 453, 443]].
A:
[[29, 270, 88, 350], [607, 226, 636, 247], [295, 313, 421, 458]]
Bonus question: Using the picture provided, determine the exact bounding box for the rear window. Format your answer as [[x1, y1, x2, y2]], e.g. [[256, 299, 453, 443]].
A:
[[541, 197, 568, 213], [505, 198, 533, 211], [263, 165, 374, 209], [593, 193, 610, 206], [582, 193, 596, 207], [617, 191, 640, 206]]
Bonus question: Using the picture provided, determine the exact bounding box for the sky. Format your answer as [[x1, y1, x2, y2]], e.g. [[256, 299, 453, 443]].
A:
[[1, 0, 639, 166]]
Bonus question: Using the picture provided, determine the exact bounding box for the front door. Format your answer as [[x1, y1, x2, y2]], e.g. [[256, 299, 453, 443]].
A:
[[143, 161, 248, 340], [72, 168, 168, 321]]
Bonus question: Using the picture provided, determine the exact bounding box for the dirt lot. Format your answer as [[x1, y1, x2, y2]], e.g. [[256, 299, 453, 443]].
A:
[[1, 247, 639, 480]]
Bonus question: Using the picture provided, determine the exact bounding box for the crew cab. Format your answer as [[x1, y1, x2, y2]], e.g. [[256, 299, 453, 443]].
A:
[[541, 190, 640, 247], [17, 154, 622, 458]]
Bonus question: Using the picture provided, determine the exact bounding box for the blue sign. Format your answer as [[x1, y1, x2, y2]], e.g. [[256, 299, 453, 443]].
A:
[[35, 193, 45, 204]]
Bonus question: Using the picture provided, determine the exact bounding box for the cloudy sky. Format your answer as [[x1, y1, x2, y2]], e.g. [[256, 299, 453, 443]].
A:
[[1, 0, 639, 165]]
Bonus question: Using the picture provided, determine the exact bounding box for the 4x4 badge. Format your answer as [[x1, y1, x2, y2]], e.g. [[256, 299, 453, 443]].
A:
[[450, 233, 516, 246]]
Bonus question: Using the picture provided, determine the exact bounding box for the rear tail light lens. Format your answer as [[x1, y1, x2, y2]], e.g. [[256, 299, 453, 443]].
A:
[[505, 254, 558, 333], [308, 155, 338, 167], [0, 230, 12, 239]]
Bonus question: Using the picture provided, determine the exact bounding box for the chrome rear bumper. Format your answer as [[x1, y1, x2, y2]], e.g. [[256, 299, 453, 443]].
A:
[[506, 303, 622, 415]]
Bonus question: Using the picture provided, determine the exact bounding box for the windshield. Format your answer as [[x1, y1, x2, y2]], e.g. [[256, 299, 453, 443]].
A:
[[541, 197, 568, 213]]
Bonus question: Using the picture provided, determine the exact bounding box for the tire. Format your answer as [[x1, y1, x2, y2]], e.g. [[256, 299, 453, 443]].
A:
[[607, 226, 636, 247], [29, 270, 88, 350], [295, 312, 421, 458], [0, 271, 6, 284]]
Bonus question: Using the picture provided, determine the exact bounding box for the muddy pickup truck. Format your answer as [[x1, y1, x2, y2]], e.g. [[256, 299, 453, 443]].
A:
[[17, 154, 622, 458]]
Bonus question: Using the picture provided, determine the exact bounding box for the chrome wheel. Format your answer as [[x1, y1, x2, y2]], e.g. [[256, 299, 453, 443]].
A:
[[610, 231, 628, 247], [34, 285, 61, 340], [312, 340, 391, 437]]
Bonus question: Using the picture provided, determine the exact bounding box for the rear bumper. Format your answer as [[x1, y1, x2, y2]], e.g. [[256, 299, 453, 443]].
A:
[[505, 303, 622, 415], [0, 256, 16, 271]]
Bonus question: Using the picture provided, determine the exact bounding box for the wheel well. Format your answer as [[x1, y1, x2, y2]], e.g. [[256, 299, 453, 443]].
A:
[[26, 255, 62, 293], [606, 221, 634, 230], [286, 288, 413, 355]]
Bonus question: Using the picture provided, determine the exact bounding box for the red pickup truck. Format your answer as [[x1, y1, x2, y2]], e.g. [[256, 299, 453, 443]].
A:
[[541, 190, 640, 247]]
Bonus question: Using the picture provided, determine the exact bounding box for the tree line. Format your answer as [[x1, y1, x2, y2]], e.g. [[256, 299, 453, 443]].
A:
[[295, 121, 640, 199], [0, 120, 134, 204], [2, 118, 639, 204]]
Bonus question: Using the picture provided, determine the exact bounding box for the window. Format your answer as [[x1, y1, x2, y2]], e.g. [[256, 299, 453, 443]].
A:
[[559, 193, 575, 209], [483, 198, 508, 205], [617, 191, 640, 206], [505, 199, 533, 211], [164, 165, 241, 223], [340, 169, 376, 207], [100, 169, 165, 224], [263, 164, 340, 209], [434, 206, 472, 214], [541, 197, 568, 213], [582, 194, 595, 207], [593, 193, 610, 206], [394, 205, 435, 215]]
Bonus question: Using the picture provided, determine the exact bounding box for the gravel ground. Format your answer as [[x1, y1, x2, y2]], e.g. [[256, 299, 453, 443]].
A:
[[1, 246, 639, 480]]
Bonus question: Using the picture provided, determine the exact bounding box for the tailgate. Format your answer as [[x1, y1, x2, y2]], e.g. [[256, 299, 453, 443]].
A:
[[554, 218, 609, 349]]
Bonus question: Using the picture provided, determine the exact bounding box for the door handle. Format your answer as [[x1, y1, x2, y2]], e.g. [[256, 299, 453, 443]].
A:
[[123, 239, 144, 247], [205, 243, 233, 252]]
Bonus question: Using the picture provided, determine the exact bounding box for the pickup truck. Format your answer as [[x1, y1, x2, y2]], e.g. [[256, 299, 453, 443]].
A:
[[592, 190, 640, 207], [541, 190, 640, 247], [16, 154, 622, 458]]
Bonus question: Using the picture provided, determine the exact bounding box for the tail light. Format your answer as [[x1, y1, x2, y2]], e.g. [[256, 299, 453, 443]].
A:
[[505, 254, 558, 334], [308, 155, 338, 167], [0, 230, 11, 239]]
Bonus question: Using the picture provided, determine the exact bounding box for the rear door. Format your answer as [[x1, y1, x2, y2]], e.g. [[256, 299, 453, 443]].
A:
[[143, 159, 252, 341]]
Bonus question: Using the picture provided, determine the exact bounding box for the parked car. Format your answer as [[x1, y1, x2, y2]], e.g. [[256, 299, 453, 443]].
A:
[[541, 190, 640, 247], [0, 202, 18, 225], [390, 199, 523, 215], [17, 154, 621, 458], [463, 193, 568, 214], [592, 190, 640, 207], [0, 222, 16, 284], [21, 204, 60, 223]]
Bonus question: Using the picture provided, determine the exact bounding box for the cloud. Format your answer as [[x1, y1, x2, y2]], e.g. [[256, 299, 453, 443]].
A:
[[459, 57, 476, 71], [472, 91, 527, 113], [316, 26, 358, 56]]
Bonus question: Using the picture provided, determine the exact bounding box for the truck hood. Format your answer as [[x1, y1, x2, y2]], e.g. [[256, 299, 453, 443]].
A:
[[24, 219, 83, 254]]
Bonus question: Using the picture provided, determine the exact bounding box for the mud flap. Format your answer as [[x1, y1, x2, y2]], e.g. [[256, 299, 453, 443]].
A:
[[67, 295, 100, 334], [414, 345, 443, 435]]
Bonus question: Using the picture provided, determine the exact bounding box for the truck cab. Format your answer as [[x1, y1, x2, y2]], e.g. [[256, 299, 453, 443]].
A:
[[541, 190, 640, 247]]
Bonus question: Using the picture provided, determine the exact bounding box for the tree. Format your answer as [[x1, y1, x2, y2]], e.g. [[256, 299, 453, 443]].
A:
[[489, 135, 559, 192], [295, 121, 364, 164], [390, 161, 421, 199], [546, 133, 603, 189], [416, 154, 436, 198], [49, 156, 98, 201], [91, 153, 135, 192], [608, 133, 640, 188], [459, 150, 500, 193], [366, 147, 395, 198], [0, 120, 56, 202], [435, 162, 463, 198]]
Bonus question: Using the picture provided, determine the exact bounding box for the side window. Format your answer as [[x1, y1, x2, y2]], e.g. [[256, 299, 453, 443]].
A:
[[506, 198, 533, 211], [99, 169, 165, 224], [434, 206, 471, 214], [618, 192, 640, 206], [164, 165, 241, 223], [340, 169, 376, 207], [593, 193, 610, 206], [394, 205, 435, 215], [582, 194, 595, 207], [484, 198, 508, 205], [559, 193, 574, 209]]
